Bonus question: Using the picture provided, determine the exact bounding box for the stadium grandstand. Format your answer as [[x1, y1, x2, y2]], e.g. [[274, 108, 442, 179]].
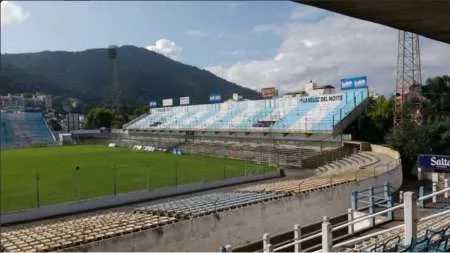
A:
[[1, 1, 449, 252], [0, 110, 55, 149], [124, 88, 367, 134]]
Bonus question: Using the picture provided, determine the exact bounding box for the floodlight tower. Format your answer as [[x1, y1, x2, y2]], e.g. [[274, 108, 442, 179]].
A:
[[108, 45, 121, 111], [394, 31, 423, 129]]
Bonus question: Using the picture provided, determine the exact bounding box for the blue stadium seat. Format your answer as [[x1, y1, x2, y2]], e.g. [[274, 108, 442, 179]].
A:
[[0, 111, 54, 149], [126, 89, 369, 133], [396, 228, 446, 252]]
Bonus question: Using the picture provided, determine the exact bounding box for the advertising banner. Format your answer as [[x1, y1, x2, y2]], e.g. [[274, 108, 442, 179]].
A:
[[261, 87, 278, 98], [162, 98, 173, 107], [299, 94, 344, 103], [418, 154, 450, 172], [340, 76, 368, 90], [148, 101, 157, 108], [179, 96, 190, 105], [209, 93, 222, 103]]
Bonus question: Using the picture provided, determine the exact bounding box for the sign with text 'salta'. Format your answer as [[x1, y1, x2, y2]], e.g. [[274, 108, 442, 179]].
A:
[[418, 154, 450, 172]]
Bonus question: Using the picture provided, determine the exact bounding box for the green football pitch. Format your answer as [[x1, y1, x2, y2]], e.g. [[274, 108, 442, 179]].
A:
[[0, 145, 274, 212]]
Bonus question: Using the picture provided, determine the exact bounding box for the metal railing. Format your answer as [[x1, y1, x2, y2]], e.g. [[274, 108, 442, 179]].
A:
[[243, 186, 450, 253]]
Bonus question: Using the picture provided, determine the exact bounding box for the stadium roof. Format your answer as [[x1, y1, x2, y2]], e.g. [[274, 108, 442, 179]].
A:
[[296, 0, 450, 44]]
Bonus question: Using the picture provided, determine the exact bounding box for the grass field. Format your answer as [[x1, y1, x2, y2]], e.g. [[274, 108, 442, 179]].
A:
[[0, 145, 274, 211]]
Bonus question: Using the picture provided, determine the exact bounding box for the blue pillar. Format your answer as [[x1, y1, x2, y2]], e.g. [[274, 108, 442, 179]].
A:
[[369, 186, 375, 227], [419, 186, 425, 208], [387, 196, 394, 221], [384, 182, 390, 201], [351, 191, 358, 211]]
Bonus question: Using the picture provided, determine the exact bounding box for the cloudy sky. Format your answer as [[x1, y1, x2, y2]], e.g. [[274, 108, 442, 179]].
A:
[[2, 1, 450, 96]]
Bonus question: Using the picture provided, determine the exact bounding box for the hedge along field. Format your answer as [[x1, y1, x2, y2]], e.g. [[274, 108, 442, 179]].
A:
[[0, 145, 274, 211]]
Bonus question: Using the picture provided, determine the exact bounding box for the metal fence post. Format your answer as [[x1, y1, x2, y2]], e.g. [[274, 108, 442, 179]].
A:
[[445, 179, 449, 199], [399, 190, 404, 203], [76, 166, 81, 200], [263, 233, 271, 253], [175, 157, 179, 186], [384, 182, 390, 201], [419, 186, 425, 207], [351, 191, 358, 211], [147, 167, 151, 190], [404, 192, 418, 245], [432, 181, 437, 203], [294, 224, 301, 253], [387, 196, 394, 221], [35, 168, 40, 208], [369, 186, 375, 227], [322, 216, 332, 252], [347, 208, 354, 234], [220, 244, 232, 252]]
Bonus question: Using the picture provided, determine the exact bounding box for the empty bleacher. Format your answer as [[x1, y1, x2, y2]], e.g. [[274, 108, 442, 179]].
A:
[[236, 171, 367, 195], [134, 192, 286, 218], [315, 152, 379, 176], [0, 111, 54, 149], [0, 211, 175, 252], [125, 89, 368, 133]]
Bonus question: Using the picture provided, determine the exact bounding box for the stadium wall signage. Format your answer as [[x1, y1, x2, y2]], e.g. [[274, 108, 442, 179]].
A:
[[418, 154, 450, 171], [209, 93, 222, 103], [162, 98, 173, 107], [148, 101, 157, 108], [299, 94, 343, 103], [340, 76, 368, 90], [179, 96, 190, 105]]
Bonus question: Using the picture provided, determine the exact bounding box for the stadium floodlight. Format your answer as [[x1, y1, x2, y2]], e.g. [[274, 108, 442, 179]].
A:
[[394, 31, 423, 128]]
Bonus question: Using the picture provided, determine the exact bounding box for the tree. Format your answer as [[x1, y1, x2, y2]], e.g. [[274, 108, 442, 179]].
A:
[[426, 118, 450, 155], [133, 105, 149, 116], [85, 107, 114, 129], [346, 96, 394, 143], [422, 75, 450, 120], [385, 115, 432, 178], [48, 118, 62, 131]]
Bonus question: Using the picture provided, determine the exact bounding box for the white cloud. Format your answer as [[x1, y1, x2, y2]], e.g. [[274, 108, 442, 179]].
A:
[[207, 8, 450, 96], [252, 24, 278, 33], [186, 29, 208, 37], [146, 39, 182, 60], [1, 1, 30, 26]]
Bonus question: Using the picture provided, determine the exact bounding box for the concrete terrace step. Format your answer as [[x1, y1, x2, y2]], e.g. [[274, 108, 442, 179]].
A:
[[352, 154, 368, 164], [328, 162, 341, 169]]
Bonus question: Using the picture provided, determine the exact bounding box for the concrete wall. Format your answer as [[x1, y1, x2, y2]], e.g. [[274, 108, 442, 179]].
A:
[[66, 163, 403, 252], [302, 144, 355, 169], [0, 171, 281, 225], [370, 144, 401, 160]]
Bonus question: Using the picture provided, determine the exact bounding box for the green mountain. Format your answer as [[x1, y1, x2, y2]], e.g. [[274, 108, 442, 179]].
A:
[[1, 45, 261, 108]]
